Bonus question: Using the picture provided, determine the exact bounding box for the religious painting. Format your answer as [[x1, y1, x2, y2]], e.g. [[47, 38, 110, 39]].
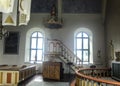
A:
[[4, 32, 20, 54]]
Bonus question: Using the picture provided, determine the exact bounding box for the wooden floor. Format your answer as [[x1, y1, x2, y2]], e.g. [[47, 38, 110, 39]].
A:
[[18, 74, 75, 86]]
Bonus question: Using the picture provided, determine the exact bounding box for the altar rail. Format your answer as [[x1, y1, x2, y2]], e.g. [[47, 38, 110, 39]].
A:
[[75, 68, 120, 86]]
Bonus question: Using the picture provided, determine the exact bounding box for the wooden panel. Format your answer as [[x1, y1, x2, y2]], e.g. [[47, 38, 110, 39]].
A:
[[43, 61, 62, 80], [0, 72, 3, 84], [43, 65, 49, 78], [15, 72, 18, 84], [54, 66, 60, 79], [7, 73, 12, 83], [49, 65, 55, 79]]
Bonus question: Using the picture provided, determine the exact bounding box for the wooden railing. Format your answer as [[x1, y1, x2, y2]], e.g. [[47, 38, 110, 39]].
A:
[[46, 39, 82, 68], [75, 68, 120, 86]]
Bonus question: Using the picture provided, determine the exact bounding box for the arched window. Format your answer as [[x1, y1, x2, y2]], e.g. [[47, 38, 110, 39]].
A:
[[30, 32, 44, 63], [75, 29, 93, 64], [75, 32, 89, 64]]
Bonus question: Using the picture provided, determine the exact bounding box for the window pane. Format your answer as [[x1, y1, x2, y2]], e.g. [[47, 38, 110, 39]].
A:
[[75, 32, 90, 63], [77, 33, 82, 37], [31, 50, 36, 61], [37, 38, 43, 49], [83, 33, 88, 37], [77, 50, 82, 60], [37, 50, 42, 61], [83, 39, 88, 49], [77, 39, 82, 49], [31, 38, 37, 48], [30, 32, 44, 62], [32, 32, 37, 37], [83, 51, 88, 62], [38, 33, 43, 37]]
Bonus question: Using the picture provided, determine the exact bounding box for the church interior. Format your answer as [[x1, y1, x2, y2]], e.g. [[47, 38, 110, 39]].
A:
[[0, 0, 120, 86]]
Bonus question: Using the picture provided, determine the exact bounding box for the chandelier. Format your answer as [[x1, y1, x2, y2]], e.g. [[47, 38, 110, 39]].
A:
[[44, 4, 63, 29], [0, 14, 9, 40]]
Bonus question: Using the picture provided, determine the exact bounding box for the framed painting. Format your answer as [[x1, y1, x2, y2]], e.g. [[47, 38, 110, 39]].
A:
[[4, 32, 20, 54]]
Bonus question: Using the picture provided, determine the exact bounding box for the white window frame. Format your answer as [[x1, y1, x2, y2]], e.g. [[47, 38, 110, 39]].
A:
[[74, 28, 93, 64], [30, 31, 44, 63], [24, 28, 45, 63], [75, 32, 89, 64]]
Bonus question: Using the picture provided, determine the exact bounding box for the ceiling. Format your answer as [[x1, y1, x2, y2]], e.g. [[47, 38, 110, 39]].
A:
[[31, 0, 102, 13]]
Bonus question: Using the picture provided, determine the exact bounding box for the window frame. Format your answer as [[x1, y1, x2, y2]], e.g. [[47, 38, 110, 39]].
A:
[[29, 31, 44, 63], [75, 31, 90, 64]]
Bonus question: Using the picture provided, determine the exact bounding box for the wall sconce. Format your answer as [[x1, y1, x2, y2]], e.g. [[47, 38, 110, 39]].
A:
[[97, 50, 101, 58], [0, 19, 9, 40]]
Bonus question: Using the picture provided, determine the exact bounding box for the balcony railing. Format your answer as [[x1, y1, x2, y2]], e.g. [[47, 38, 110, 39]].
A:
[[75, 68, 120, 86]]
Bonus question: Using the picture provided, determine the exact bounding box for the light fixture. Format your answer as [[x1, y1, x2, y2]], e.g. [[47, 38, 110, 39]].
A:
[[0, 13, 9, 40], [44, 3, 63, 29]]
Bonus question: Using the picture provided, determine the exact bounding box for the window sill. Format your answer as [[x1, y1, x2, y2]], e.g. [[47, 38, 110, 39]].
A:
[[24, 61, 43, 64]]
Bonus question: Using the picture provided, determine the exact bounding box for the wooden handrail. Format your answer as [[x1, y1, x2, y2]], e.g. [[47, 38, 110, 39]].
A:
[[59, 40, 82, 62], [76, 68, 120, 86]]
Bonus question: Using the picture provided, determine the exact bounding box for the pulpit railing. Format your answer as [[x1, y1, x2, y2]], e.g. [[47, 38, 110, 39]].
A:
[[46, 39, 82, 69]]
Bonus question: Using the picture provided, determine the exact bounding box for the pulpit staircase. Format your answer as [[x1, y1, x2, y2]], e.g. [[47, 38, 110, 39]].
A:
[[45, 39, 83, 71], [45, 39, 120, 86]]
